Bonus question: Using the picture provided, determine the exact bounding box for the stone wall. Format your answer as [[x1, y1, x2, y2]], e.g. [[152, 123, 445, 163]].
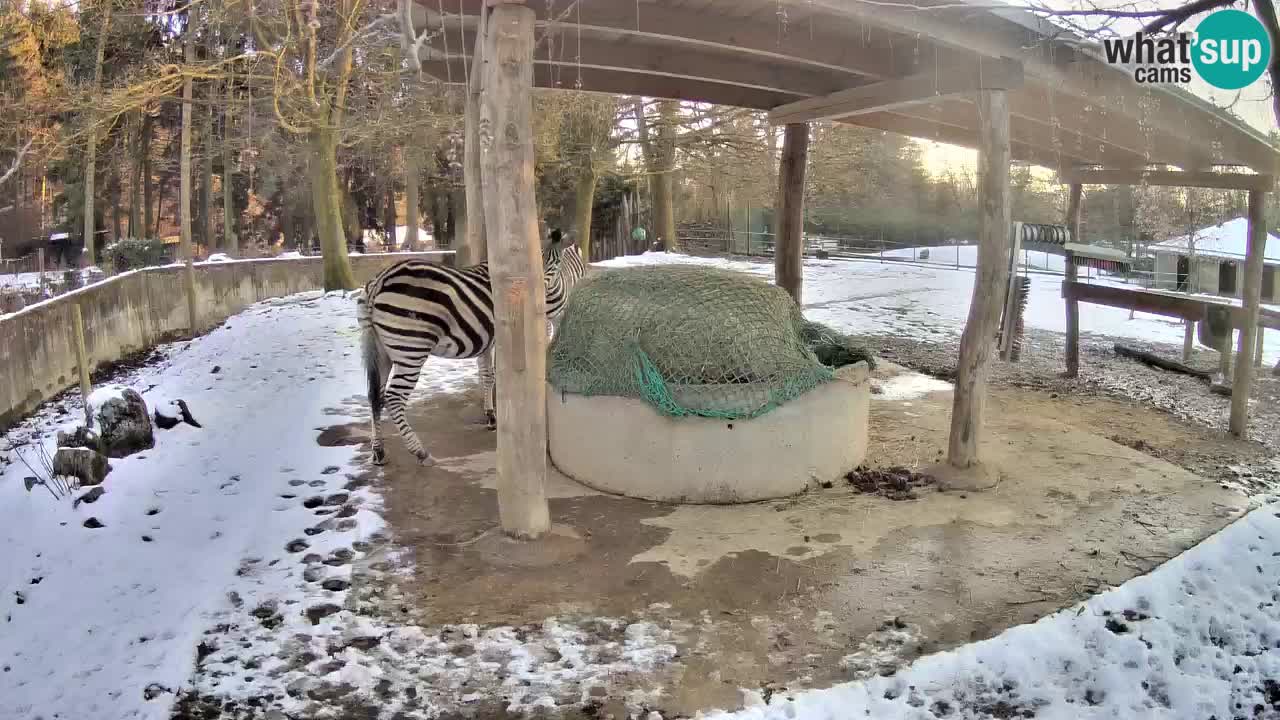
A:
[[0, 253, 451, 430]]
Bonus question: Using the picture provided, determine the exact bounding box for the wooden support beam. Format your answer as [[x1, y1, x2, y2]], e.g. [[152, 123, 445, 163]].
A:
[[774, 123, 809, 304], [1230, 190, 1269, 437], [948, 88, 1011, 469], [460, 5, 488, 267], [769, 57, 1023, 125], [1256, 327, 1265, 369], [1059, 167, 1276, 192], [479, 2, 551, 540], [1063, 184, 1083, 377], [1062, 281, 1280, 331]]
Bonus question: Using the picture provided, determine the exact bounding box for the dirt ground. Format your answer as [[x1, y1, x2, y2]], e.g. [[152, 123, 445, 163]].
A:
[[333, 359, 1253, 718]]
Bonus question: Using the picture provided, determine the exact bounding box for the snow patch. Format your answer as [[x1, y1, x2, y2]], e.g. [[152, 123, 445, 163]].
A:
[[876, 373, 953, 401]]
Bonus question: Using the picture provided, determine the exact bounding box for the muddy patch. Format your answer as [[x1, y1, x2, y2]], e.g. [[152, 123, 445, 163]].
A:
[[846, 466, 937, 500]]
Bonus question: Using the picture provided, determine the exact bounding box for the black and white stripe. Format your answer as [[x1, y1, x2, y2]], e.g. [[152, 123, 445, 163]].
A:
[[359, 230, 581, 466]]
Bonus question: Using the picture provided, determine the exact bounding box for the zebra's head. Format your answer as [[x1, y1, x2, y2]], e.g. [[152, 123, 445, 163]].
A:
[[542, 229, 565, 273]]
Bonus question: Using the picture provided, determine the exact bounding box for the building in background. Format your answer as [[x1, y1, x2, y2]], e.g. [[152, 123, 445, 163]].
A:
[[1152, 217, 1280, 303]]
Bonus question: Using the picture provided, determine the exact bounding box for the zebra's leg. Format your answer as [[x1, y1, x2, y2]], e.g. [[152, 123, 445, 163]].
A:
[[478, 349, 497, 430], [383, 361, 434, 466]]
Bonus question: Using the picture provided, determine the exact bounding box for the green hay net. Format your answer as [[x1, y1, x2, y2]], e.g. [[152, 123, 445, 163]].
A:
[[547, 263, 876, 420]]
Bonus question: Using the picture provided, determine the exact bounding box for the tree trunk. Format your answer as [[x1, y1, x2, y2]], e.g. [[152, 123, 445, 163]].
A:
[[572, 164, 597, 258], [310, 127, 356, 290], [947, 89, 1011, 470], [282, 206, 295, 250], [774, 123, 809, 304], [382, 182, 396, 249], [179, 25, 195, 261], [130, 112, 143, 239], [463, 19, 488, 266], [112, 180, 122, 242], [82, 0, 113, 266], [200, 112, 214, 250], [1063, 183, 1083, 376], [142, 113, 154, 238], [1230, 189, 1269, 436], [653, 100, 679, 251], [479, 2, 549, 540], [223, 74, 237, 255], [403, 146, 420, 251]]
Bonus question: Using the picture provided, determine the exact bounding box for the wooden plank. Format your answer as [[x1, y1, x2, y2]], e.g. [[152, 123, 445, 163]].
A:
[[1059, 167, 1276, 192], [1063, 281, 1280, 331], [948, 88, 1011, 469], [774, 123, 808, 303], [769, 57, 1023, 125], [479, 2, 551, 540], [415, 0, 898, 80], [1230, 190, 1269, 437], [1063, 184, 1083, 377], [36, 247, 44, 297]]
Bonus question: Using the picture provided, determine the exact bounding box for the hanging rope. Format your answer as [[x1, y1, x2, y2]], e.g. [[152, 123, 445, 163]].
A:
[[457, 0, 469, 93]]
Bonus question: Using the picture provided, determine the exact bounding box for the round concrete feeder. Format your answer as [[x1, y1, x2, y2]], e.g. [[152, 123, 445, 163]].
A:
[[547, 362, 871, 504]]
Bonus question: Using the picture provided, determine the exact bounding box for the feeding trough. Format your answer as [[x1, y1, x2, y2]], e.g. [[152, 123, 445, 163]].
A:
[[545, 264, 874, 504]]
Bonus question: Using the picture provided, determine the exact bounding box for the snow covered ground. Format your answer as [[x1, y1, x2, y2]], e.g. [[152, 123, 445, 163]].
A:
[[703, 504, 1280, 720], [0, 291, 674, 720], [597, 250, 1280, 368], [1, 252, 1277, 720]]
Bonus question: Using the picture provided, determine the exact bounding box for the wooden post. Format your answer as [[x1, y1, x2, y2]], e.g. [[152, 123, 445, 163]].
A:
[[1182, 321, 1194, 362], [947, 88, 1011, 469], [774, 122, 809, 304], [461, 5, 488, 267], [37, 247, 45, 297], [480, 2, 550, 540], [1255, 325, 1265, 368], [1230, 189, 1269, 437], [1063, 183, 1083, 377], [72, 303, 92, 428], [185, 257, 198, 335]]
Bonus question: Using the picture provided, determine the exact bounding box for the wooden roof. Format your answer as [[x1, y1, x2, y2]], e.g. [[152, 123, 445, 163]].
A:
[[411, 0, 1279, 177]]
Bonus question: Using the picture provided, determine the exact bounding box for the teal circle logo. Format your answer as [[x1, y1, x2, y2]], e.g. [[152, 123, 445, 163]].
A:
[[1192, 9, 1272, 90]]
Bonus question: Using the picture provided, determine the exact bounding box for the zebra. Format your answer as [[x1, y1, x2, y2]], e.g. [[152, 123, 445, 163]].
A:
[[358, 229, 584, 466], [471, 231, 588, 432]]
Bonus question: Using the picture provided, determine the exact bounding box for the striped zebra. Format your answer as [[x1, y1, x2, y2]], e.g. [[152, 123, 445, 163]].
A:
[[358, 230, 586, 466]]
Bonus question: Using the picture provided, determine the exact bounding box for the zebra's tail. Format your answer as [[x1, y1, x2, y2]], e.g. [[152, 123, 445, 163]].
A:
[[357, 289, 389, 419]]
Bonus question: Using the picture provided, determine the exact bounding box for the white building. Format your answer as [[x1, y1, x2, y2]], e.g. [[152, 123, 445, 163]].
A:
[[1151, 217, 1280, 303]]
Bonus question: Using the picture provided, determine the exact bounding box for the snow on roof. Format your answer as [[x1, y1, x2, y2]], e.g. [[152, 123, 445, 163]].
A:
[[1151, 217, 1280, 263]]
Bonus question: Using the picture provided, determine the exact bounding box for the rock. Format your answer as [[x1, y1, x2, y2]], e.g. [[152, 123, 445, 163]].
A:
[[73, 487, 105, 508], [83, 517, 105, 529], [154, 399, 202, 431], [96, 389, 155, 458], [57, 426, 99, 451], [53, 447, 111, 487]]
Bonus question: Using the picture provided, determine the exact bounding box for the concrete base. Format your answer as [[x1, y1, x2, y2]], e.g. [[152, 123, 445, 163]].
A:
[[546, 362, 871, 504]]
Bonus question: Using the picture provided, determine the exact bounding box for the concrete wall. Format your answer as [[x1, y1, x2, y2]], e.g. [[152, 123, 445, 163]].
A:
[[547, 363, 871, 504], [0, 253, 450, 430]]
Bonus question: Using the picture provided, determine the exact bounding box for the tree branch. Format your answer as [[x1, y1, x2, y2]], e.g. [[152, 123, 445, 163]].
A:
[[1254, 0, 1280, 127], [0, 137, 35, 188], [1142, 0, 1237, 32]]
